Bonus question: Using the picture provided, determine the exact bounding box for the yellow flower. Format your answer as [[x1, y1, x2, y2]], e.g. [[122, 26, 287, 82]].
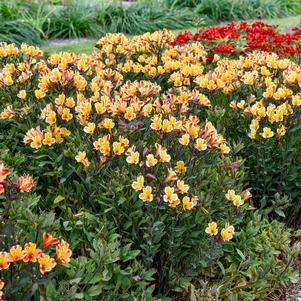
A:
[[276, 124, 286, 137], [126, 151, 140, 164], [38, 254, 56, 274], [132, 176, 144, 191], [165, 169, 177, 182], [146, 154, 158, 167], [8, 245, 24, 262], [0, 252, 10, 270], [150, 115, 162, 131], [31, 136, 42, 149], [225, 190, 236, 201], [205, 222, 218, 236], [163, 186, 179, 203], [35, 89, 45, 99], [261, 127, 274, 139], [17, 90, 26, 100], [43, 132, 56, 146], [182, 196, 197, 210], [61, 108, 73, 121], [195, 138, 207, 151], [84, 122, 96, 134], [113, 142, 125, 155], [175, 161, 187, 174], [220, 143, 230, 154], [55, 240, 72, 264], [221, 224, 235, 241], [292, 95, 301, 106], [155, 143, 171, 163], [179, 134, 190, 146], [233, 195, 244, 207], [139, 186, 153, 202], [176, 180, 189, 194], [75, 151, 90, 167], [101, 118, 115, 130], [162, 119, 173, 133]]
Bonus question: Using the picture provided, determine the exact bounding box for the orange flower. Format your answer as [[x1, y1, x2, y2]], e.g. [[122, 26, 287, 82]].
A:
[[0, 279, 4, 299], [132, 176, 144, 191], [165, 169, 177, 183], [38, 254, 56, 274], [138, 186, 153, 202], [0, 279, 4, 290], [8, 245, 24, 262], [0, 252, 10, 270], [18, 175, 34, 192], [42, 232, 59, 249], [155, 143, 171, 163], [55, 240, 72, 264], [0, 162, 10, 182], [205, 222, 218, 236], [182, 196, 197, 210], [0, 184, 4, 194], [221, 224, 235, 241], [43, 132, 56, 146], [23, 243, 42, 263], [126, 150, 140, 165], [17, 90, 27, 100]]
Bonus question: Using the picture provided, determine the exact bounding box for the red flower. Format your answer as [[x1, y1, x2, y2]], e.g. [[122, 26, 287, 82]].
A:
[[42, 232, 59, 249]]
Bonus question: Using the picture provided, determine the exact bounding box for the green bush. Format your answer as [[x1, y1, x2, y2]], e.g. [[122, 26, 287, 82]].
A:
[[45, 2, 102, 39], [193, 213, 299, 300], [97, 0, 199, 35], [0, 20, 42, 45], [196, 0, 301, 21]]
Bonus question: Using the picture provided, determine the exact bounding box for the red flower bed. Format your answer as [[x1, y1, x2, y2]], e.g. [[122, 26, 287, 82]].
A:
[[172, 21, 301, 58]]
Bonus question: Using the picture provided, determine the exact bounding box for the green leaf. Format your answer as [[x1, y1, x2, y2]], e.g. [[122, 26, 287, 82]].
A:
[[236, 249, 246, 261], [87, 284, 103, 297], [217, 261, 225, 276], [54, 195, 65, 204]]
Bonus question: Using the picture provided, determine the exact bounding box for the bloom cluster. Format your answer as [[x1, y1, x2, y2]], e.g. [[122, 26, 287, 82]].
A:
[[0, 31, 230, 212], [205, 222, 235, 241], [172, 21, 301, 59], [0, 32, 252, 241], [0, 162, 34, 194], [194, 51, 301, 138], [0, 232, 71, 299]]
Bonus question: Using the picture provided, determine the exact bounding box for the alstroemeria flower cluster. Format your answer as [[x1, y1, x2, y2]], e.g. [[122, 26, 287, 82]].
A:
[[194, 51, 301, 139], [0, 232, 71, 276], [1, 31, 252, 236], [205, 222, 235, 241], [0, 162, 34, 194]]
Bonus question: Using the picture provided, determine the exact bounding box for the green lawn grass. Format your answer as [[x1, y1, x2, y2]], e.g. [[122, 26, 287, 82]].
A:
[[41, 15, 301, 55]]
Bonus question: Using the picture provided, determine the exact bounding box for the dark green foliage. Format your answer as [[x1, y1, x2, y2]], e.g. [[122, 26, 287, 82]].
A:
[[97, 0, 199, 35], [0, 20, 42, 45]]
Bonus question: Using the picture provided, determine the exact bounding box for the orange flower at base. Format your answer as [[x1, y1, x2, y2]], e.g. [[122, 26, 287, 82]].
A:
[[139, 186, 153, 202], [205, 222, 218, 236], [0, 279, 4, 301], [42, 232, 59, 249], [18, 175, 34, 192], [0, 162, 10, 182], [221, 224, 235, 241], [0, 184, 4, 194], [55, 240, 72, 264], [38, 254, 56, 274], [0, 252, 10, 270], [8, 245, 24, 262], [23, 243, 42, 263]]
